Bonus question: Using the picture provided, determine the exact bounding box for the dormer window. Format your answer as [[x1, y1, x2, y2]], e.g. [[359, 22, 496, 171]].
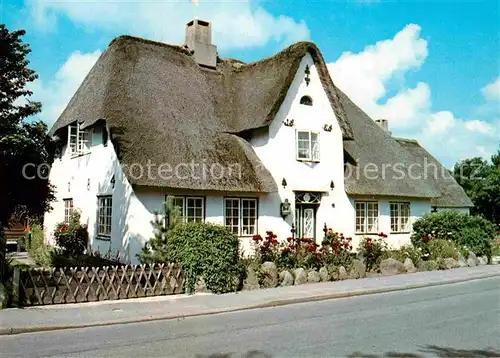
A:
[[300, 96, 313, 106], [296, 130, 320, 162], [68, 122, 90, 156]]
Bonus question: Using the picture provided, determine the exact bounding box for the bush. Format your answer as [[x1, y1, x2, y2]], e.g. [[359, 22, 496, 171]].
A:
[[26, 223, 53, 267], [53, 211, 88, 257], [411, 211, 495, 258], [380, 245, 422, 267], [426, 239, 460, 261], [357, 233, 388, 272], [320, 230, 354, 269], [458, 227, 492, 259], [161, 222, 241, 294], [252, 234, 322, 270]]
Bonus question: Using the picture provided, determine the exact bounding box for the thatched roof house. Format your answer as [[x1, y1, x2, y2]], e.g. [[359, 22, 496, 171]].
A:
[[45, 19, 472, 264]]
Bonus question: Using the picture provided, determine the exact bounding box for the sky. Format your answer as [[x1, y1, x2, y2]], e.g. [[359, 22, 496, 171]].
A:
[[1, 0, 499, 168]]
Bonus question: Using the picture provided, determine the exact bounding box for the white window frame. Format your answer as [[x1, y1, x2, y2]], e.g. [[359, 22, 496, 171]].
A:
[[355, 201, 379, 234], [63, 198, 73, 223], [296, 130, 320, 162], [167, 196, 205, 223], [97, 196, 112, 237], [390, 202, 411, 233], [224, 198, 257, 236], [68, 123, 90, 156]]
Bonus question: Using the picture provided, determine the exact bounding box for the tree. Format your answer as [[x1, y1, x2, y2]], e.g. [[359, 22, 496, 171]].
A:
[[453, 149, 500, 226], [137, 196, 182, 264], [0, 25, 56, 279]]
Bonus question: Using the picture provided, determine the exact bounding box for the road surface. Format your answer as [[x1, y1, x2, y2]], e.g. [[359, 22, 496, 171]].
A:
[[1, 277, 499, 357]]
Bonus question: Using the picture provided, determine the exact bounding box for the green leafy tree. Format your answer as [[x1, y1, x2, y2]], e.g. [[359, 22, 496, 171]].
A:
[[453, 149, 500, 226], [0, 25, 55, 279], [137, 196, 182, 263]]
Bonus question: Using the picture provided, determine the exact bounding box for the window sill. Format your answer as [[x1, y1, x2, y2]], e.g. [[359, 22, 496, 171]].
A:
[[390, 231, 411, 235], [355, 232, 380, 236], [95, 236, 111, 241], [297, 159, 320, 163], [70, 152, 91, 159]]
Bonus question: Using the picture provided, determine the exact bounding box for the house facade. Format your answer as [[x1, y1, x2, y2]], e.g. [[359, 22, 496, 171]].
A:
[[44, 20, 472, 264]]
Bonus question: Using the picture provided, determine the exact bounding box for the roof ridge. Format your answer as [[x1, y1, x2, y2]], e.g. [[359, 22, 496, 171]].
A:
[[108, 35, 193, 56], [393, 137, 420, 144]]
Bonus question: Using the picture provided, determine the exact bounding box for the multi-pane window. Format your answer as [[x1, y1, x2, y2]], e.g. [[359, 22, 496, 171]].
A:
[[68, 123, 90, 156], [296, 130, 320, 161], [168, 196, 204, 223], [224, 198, 257, 236], [355, 201, 379, 233], [63, 199, 73, 223], [97, 196, 112, 236], [390, 202, 411, 233]]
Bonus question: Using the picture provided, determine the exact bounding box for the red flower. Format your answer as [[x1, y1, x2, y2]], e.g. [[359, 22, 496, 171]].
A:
[[347, 237, 352, 242], [59, 225, 68, 233], [271, 239, 278, 244], [252, 234, 262, 241], [335, 249, 340, 255]]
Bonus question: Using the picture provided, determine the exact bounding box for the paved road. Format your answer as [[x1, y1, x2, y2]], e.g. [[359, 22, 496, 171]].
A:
[[1, 277, 499, 357]]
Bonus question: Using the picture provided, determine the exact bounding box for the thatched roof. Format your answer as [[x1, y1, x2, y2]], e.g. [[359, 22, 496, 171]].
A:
[[50, 36, 354, 192], [340, 88, 472, 206], [395, 138, 473, 207]]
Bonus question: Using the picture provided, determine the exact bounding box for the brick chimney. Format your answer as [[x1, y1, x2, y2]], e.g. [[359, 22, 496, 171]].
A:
[[185, 19, 217, 69], [375, 119, 392, 135]]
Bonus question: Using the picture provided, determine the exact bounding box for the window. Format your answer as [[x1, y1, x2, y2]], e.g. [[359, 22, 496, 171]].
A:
[[296, 130, 320, 161], [63, 199, 73, 223], [355, 201, 379, 233], [168, 196, 204, 222], [224, 198, 257, 236], [97, 196, 112, 236], [390, 202, 411, 233], [68, 123, 90, 156], [300, 96, 313, 106]]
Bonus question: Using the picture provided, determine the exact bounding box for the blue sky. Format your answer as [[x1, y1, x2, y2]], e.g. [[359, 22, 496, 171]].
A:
[[2, 0, 499, 167]]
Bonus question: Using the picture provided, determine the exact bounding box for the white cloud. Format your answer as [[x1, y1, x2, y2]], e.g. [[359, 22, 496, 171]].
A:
[[426, 111, 455, 135], [31, 50, 101, 127], [28, 0, 310, 50], [481, 77, 500, 101], [328, 23, 428, 125], [327, 24, 498, 167], [465, 119, 494, 135]]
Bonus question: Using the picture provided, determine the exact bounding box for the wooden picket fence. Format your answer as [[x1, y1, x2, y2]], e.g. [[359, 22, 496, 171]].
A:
[[14, 263, 186, 306]]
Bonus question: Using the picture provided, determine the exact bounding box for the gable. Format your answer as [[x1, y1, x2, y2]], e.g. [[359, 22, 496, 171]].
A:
[[48, 36, 356, 192]]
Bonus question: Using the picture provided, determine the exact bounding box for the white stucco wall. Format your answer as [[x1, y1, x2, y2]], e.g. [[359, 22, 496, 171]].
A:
[[249, 53, 352, 244], [345, 197, 432, 250], [43, 124, 151, 264]]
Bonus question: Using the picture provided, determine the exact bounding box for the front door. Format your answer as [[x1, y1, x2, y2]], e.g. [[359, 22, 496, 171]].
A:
[[296, 205, 317, 239]]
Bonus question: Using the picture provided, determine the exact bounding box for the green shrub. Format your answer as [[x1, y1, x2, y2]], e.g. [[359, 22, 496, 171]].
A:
[[458, 227, 492, 259], [137, 197, 182, 264], [320, 230, 354, 269], [26, 223, 53, 267], [357, 234, 388, 272], [426, 239, 460, 261], [53, 211, 88, 257], [380, 245, 422, 267], [418, 259, 439, 271], [162, 222, 241, 294], [411, 211, 495, 258]]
